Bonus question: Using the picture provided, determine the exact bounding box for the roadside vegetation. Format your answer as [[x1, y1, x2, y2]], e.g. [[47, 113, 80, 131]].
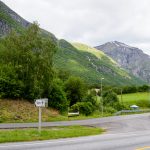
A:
[[0, 126, 104, 143], [118, 92, 150, 108], [0, 23, 150, 124]]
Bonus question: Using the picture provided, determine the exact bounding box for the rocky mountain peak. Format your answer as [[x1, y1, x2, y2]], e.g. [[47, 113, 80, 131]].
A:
[[0, 1, 30, 27], [0, 0, 30, 36], [95, 41, 150, 83]]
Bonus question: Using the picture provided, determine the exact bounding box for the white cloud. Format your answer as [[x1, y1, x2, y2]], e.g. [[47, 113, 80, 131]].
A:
[[2, 0, 150, 55]]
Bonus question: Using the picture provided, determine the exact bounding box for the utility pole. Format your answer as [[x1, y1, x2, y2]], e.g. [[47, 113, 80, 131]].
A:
[[121, 88, 123, 105], [101, 78, 104, 116]]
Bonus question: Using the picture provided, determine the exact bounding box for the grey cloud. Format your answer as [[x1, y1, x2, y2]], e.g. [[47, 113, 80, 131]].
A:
[[2, 0, 150, 55]]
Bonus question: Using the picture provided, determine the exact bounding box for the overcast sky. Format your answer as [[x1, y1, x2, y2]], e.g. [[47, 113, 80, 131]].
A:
[[2, 0, 150, 55]]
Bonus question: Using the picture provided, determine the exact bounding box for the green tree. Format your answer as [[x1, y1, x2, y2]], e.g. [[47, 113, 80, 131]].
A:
[[48, 79, 68, 113], [102, 90, 119, 106], [65, 76, 87, 106], [0, 23, 57, 100]]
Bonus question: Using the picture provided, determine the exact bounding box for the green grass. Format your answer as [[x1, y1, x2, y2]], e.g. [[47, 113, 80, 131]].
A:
[[0, 126, 104, 143], [118, 92, 150, 108], [0, 99, 112, 123]]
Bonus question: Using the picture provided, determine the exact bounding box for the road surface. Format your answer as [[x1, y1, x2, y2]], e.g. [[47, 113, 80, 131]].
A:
[[1, 113, 150, 133], [0, 131, 150, 150], [0, 113, 150, 150]]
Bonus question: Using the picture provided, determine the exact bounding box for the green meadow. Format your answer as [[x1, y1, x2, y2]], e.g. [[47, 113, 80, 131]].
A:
[[118, 92, 150, 108]]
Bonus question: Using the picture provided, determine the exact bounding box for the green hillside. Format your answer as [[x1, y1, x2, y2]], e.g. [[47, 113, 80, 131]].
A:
[[54, 40, 145, 86], [0, 1, 145, 86]]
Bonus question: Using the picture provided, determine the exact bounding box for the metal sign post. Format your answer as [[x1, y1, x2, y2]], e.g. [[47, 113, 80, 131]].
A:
[[35, 98, 48, 133], [39, 107, 42, 133]]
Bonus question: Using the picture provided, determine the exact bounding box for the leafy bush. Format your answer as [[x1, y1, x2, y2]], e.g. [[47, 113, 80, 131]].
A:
[[82, 94, 99, 109], [71, 102, 93, 116], [138, 85, 150, 92], [0, 65, 24, 99], [103, 106, 116, 114], [102, 90, 119, 106], [48, 80, 68, 113], [65, 76, 87, 106], [122, 86, 137, 94]]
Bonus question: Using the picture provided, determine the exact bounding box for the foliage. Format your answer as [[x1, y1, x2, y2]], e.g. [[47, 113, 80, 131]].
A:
[[0, 64, 24, 98], [0, 23, 57, 100], [57, 69, 71, 82], [71, 102, 94, 116], [111, 85, 150, 95], [122, 86, 137, 94], [102, 90, 119, 106], [48, 79, 68, 113], [82, 94, 99, 109], [54, 40, 145, 86], [65, 76, 87, 106], [138, 85, 150, 92], [103, 106, 116, 114]]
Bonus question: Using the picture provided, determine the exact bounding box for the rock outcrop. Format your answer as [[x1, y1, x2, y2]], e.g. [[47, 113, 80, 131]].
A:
[[95, 41, 150, 83]]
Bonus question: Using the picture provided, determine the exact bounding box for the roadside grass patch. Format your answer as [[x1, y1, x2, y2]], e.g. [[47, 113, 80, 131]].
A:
[[118, 92, 150, 108], [0, 126, 104, 143]]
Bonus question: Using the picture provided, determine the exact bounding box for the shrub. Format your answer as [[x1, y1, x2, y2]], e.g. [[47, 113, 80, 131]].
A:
[[0, 65, 24, 99], [65, 76, 87, 106], [71, 102, 93, 116], [82, 94, 98, 109], [102, 90, 119, 106], [103, 106, 116, 114], [138, 85, 150, 92], [122, 86, 137, 94], [48, 80, 68, 113]]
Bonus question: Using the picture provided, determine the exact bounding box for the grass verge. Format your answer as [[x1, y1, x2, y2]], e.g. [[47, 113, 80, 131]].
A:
[[118, 92, 150, 108], [0, 126, 104, 143]]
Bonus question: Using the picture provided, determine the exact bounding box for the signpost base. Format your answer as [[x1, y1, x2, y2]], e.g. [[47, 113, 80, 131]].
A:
[[39, 107, 42, 133]]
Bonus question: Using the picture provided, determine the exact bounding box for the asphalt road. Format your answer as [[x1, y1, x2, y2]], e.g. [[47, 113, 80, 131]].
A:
[[1, 113, 150, 150], [1, 113, 150, 133], [0, 131, 150, 150]]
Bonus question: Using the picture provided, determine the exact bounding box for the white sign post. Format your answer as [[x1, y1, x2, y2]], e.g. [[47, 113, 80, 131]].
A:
[[35, 98, 48, 133]]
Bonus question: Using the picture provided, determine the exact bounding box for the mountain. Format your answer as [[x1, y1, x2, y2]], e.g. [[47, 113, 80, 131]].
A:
[[0, 1, 145, 86], [0, 0, 29, 36], [54, 40, 144, 85], [0, 1, 56, 41], [95, 41, 150, 83]]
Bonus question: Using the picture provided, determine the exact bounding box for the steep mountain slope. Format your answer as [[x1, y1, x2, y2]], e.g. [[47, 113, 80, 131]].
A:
[[0, 0, 56, 41], [54, 40, 144, 85], [0, 1, 145, 86], [0, 0, 29, 35], [95, 41, 150, 83]]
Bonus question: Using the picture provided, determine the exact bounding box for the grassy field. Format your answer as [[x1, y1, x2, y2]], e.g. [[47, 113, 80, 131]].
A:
[[118, 92, 150, 108], [0, 126, 104, 143]]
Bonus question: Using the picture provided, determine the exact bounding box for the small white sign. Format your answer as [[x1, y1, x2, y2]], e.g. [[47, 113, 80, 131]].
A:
[[35, 98, 48, 107]]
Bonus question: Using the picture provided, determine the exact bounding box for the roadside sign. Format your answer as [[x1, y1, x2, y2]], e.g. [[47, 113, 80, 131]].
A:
[[35, 98, 48, 107], [35, 98, 48, 133]]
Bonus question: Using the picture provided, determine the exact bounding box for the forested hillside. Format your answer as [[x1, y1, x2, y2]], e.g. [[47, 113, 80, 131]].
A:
[[54, 40, 145, 86], [0, 1, 145, 87]]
